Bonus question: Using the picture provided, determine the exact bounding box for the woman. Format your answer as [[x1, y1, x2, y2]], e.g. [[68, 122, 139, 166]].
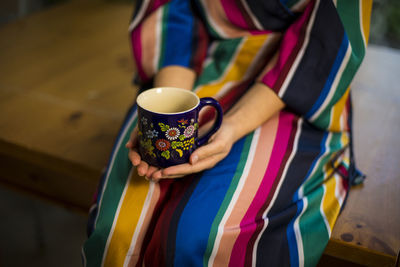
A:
[[82, 0, 372, 266]]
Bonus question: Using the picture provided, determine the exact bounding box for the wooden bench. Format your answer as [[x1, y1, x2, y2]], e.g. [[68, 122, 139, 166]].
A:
[[0, 0, 398, 265]]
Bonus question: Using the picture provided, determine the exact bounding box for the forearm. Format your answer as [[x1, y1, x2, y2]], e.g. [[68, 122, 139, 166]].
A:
[[154, 66, 196, 90], [224, 82, 285, 142]]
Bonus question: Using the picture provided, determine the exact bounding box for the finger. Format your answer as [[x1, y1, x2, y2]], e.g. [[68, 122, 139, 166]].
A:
[[151, 170, 163, 181], [163, 153, 225, 177], [190, 138, 226, 164], [137, 161, 149, 177], [128, 149, 141, 166], [146, 166, 159, 179], [126, 127, 139, 148]]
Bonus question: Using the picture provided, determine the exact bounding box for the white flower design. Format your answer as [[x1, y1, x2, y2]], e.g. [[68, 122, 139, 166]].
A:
[[165, 127, 180, 140], [146, 129, 158, 139], [184, 125, 195, 138], [141, 117, 148, 125]]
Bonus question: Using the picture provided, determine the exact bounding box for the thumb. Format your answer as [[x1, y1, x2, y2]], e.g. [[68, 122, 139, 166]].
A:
[[126, 127, 139, 148]]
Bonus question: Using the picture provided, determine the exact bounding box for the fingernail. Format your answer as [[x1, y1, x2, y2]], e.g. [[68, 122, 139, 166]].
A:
[[191, 155, 198, 164], [125, 141, 131, 148]]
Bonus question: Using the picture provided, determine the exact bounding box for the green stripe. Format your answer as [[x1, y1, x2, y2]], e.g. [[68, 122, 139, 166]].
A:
[[83, 116, 138, 267], [194, 38, 243, 89], [195, 1, 221, 39], [202, 132, 254, 266], [157, 4, 169, 70], [314, 0, 365, 129], [299, 186, 330, 267], [300, 132, 343, 266], [302, 133, 341, 195]]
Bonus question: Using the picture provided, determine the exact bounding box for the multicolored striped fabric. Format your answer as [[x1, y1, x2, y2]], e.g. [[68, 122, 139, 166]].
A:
[[82, 0, 372, 266]]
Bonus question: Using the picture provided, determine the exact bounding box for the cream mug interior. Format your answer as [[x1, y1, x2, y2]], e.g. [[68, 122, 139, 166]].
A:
[[137, 87, 199, 114]]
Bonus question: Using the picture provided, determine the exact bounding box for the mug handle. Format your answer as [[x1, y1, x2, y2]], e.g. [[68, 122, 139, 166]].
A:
[[196, 97, 223, 146]]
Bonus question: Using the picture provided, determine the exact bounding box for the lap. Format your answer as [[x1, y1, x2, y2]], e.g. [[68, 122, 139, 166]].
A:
[[83, 105, 349, 267]]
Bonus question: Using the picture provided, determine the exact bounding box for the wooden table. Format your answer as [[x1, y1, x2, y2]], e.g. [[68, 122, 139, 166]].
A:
[[0, 0, 399, 265]]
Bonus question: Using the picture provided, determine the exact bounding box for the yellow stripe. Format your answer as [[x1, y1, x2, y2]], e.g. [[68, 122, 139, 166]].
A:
[[361, 0, 373, 45], [329, 87, 350, 132], [322, 174, 341, 231], [196, 35, 268, 98], [340, 130, 349, 149], [104, 170, 150, 267]]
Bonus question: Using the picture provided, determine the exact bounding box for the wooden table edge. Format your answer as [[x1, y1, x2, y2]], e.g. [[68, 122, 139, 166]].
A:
[[326, 238, 398, 266]]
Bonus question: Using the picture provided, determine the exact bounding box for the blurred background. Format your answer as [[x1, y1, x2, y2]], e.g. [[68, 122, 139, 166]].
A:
[[0, 0, 399, 266], [2, 0, 400, 48]]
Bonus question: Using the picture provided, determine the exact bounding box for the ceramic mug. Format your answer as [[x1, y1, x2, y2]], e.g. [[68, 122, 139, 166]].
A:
[[136, 87, 223, 168]]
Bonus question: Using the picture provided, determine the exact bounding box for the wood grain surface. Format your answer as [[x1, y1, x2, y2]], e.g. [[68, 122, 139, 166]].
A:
[[324, 46, 400, 266], [0, 0, 398, 265], [0, 0, 137, 209]]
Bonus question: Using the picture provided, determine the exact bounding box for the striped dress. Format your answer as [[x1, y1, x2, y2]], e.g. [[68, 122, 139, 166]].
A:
[[82, 0, 372, 266]]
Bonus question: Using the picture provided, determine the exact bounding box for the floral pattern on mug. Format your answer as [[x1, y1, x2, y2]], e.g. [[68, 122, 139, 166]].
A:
[[139, 116, 199, 160], [165, 127, 180, 140]]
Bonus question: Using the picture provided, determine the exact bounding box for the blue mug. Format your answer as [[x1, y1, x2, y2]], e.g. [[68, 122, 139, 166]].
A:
[[136, 87, 223, 168]]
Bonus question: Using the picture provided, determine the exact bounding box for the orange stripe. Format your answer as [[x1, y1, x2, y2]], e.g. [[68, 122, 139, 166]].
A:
[[211, 114, 279, 266]]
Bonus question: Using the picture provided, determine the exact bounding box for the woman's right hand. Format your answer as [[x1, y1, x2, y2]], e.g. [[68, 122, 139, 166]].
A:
[[125, 127, 161, 179]]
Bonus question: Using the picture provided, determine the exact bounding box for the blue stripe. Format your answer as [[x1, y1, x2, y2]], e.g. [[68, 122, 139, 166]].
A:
[[305, 34, 349, 118], [294, 131, 328, 202], [161, 0, 194, 68], [287, 199, 304, 267], [173, 136, 247, 266]]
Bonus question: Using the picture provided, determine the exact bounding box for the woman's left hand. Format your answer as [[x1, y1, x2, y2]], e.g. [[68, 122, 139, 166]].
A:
[[148, 120, 236, 181]]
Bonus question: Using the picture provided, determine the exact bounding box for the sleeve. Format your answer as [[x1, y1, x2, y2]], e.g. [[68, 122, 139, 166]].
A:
[[128, 0, 209, 84], [260, 0, 372, 129]]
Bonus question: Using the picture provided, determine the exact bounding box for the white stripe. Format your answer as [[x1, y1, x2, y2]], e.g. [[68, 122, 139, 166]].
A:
[[123, 181, 156, 267], [240, 0, 264, 30], [297, 132, 332, 200], [201, 42, 218, 72], [335, 173, 346, 207], [128, 0, 151, 32], [153, 8, 163, 72], [199, 36, 275, 99], [199, 0, 229, 38], [294, 198, 308, 267], [101, 168, 135, 267], [320, 184, 331, 236], [252, 118, 302, 266], [309, 44, 351, 121], [194, 39, 246, 94], [82, 246, 87, 267], [94, 111, 137, 227], [93, 111, 138, 228], [278, 0, 321, 98], [207, 127, 261, 266], [359, 0, 367, 50]]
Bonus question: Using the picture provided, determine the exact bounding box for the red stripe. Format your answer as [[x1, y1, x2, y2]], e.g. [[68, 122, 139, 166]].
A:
[[229, 112, 297, 266], [221, 0, 251, 29], [140, 178, 194, 266], [131, 25, 149, 83], [262, 0, 315, 94], [244, 114, 299, 265], [191, 19, 209, 75]]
